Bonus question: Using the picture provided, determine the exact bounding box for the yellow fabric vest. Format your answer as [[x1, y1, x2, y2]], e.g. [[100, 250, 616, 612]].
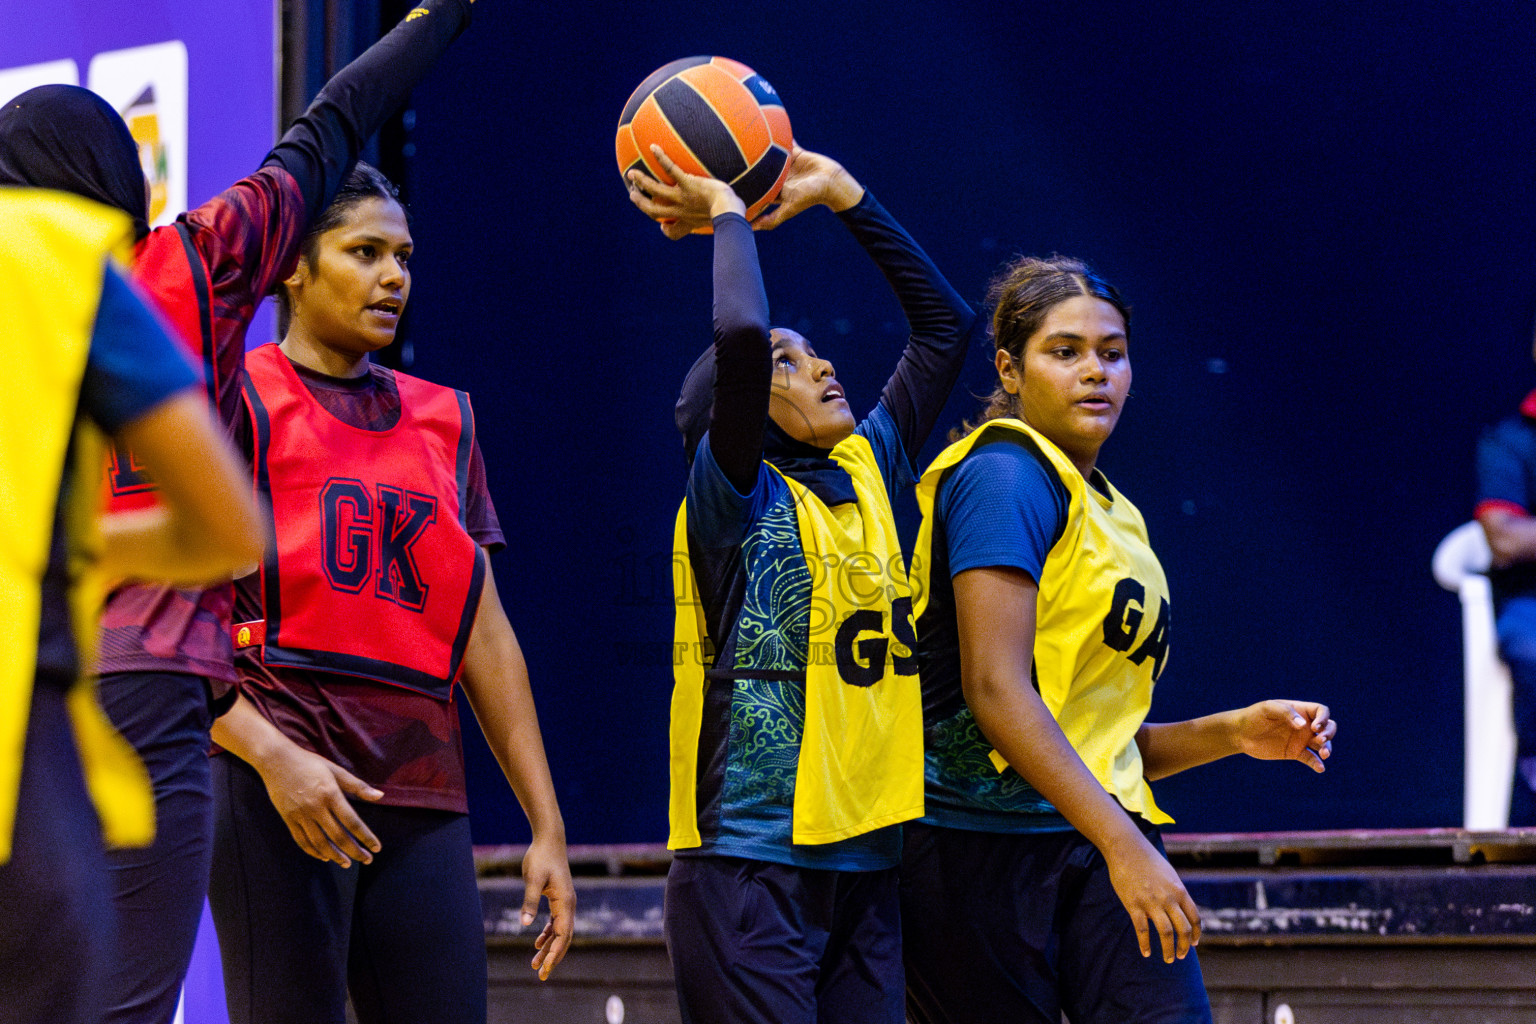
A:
[[670, 433, 925, 848], [0, 188, 157, 863], [912, 418, 1172, 824]]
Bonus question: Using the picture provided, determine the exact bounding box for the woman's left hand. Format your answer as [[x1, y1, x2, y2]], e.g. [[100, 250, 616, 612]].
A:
[[1233, 700, 1336, 771], [521, 833, 576, 980], [627, 145, 745, 239]]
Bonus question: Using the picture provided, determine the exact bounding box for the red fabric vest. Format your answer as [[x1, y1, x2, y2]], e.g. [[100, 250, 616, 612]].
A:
[[105, 225, 215, 513], [239, 344, 485, 698]]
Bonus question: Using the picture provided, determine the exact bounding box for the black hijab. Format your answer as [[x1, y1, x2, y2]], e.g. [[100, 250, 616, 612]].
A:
[[0, 85, 150, 240], [676, 344, 858, 507]]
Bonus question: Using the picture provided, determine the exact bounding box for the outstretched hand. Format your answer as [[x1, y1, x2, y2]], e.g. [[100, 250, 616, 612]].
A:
[[627, 145, 745, 239], [751, 145, 865, 231], [521, 834, 576, 980], [1233, 700, 1336, 771]]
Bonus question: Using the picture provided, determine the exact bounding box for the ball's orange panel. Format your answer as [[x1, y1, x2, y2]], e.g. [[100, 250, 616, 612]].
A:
[[763, 105, 794, 149], [678, 65, 770, 161], [710, 56, 756, 82], [614, 123, 640, 177], [631, 94, 709, 182]]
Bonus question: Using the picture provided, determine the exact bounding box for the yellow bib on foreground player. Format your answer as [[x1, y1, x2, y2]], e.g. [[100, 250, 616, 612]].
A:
[[0, 189, 155, 863], [670, 433, 925, 847], [912, 417, 1172, 825]]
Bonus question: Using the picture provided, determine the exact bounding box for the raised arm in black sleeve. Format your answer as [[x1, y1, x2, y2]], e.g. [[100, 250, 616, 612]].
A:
[[264, 0, 474, 217], [709, 211, 773, 494], [838, 192, 979, 457]]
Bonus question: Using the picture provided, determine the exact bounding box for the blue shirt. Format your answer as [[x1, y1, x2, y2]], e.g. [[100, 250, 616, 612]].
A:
[[85, 265, 200, 431], [916, 433, 1081, 833]]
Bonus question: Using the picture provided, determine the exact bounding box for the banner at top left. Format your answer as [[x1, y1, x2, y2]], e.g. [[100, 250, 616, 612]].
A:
[[0, 1, 277, 230]]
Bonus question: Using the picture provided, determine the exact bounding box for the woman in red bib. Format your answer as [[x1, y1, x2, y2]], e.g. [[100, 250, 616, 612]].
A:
[[207, 165, 574, 1024], [0, 8, 479, 1018]]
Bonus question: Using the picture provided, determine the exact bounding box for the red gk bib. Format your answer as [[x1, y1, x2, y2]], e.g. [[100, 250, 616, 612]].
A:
[[238, 343, 484, 698]]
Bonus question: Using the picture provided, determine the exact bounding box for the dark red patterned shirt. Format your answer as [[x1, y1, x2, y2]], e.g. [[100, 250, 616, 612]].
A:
[[98, 167, 309, 685], [230, 359, 504, 811]]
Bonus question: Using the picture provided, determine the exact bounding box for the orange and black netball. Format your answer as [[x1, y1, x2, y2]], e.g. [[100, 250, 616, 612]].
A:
[[616, 56, 794, 220]]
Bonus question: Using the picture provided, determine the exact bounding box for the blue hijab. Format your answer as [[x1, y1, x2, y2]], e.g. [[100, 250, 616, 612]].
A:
[[675, 343, 858, 507]]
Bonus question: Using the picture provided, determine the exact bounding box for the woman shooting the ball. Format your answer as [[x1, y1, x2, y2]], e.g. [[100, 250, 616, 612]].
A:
[[628, 143, 979, 1024]]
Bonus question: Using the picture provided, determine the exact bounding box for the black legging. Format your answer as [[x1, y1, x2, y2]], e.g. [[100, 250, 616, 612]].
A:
[[208, 754, 486, 1024], [0, 683, 114, 1024], [98, 671, 214, 1024]]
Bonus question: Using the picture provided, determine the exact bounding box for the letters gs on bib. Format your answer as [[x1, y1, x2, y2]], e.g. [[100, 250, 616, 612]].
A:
[[1101, 577, 1170, 680], [804, 550, 920, 689], [835, 597, 918, 688], [321, 477, 438, 612]]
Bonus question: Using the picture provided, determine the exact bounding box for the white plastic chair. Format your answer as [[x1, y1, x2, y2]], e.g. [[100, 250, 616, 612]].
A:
[[1434, 521, 1516, 829]]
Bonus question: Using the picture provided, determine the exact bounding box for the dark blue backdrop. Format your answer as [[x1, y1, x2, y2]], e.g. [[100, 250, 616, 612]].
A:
[[388, 0, 1536, 842]]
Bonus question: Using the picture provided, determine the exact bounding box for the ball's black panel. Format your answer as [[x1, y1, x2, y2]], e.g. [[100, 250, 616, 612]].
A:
[[618, 55, 711, 127], [652, 77, 749, 183], [730, 144, 788, 204]]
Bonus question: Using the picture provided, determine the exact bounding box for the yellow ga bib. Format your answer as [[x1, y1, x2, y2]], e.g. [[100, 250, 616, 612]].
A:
[[0, 188, 155, 862], [912, 418, 1171, 825], [669, 434, 925, 848]]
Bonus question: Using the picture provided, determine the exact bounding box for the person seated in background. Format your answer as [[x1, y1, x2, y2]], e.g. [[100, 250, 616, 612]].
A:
[[1474, 326, 1536, 827]]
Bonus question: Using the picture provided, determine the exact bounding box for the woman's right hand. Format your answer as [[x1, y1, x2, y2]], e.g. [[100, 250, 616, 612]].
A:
[[1103, 836, 1202, 963], [255, 743, 384, 868], [627, 144, 745, 239]]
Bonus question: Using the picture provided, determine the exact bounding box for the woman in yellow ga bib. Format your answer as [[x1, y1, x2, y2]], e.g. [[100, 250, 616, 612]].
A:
[[900, 256, 1339, 1024], [627, 142, 977, 1024]]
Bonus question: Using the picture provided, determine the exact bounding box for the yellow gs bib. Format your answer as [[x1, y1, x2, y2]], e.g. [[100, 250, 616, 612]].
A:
[[670, 433, 925, 847]]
